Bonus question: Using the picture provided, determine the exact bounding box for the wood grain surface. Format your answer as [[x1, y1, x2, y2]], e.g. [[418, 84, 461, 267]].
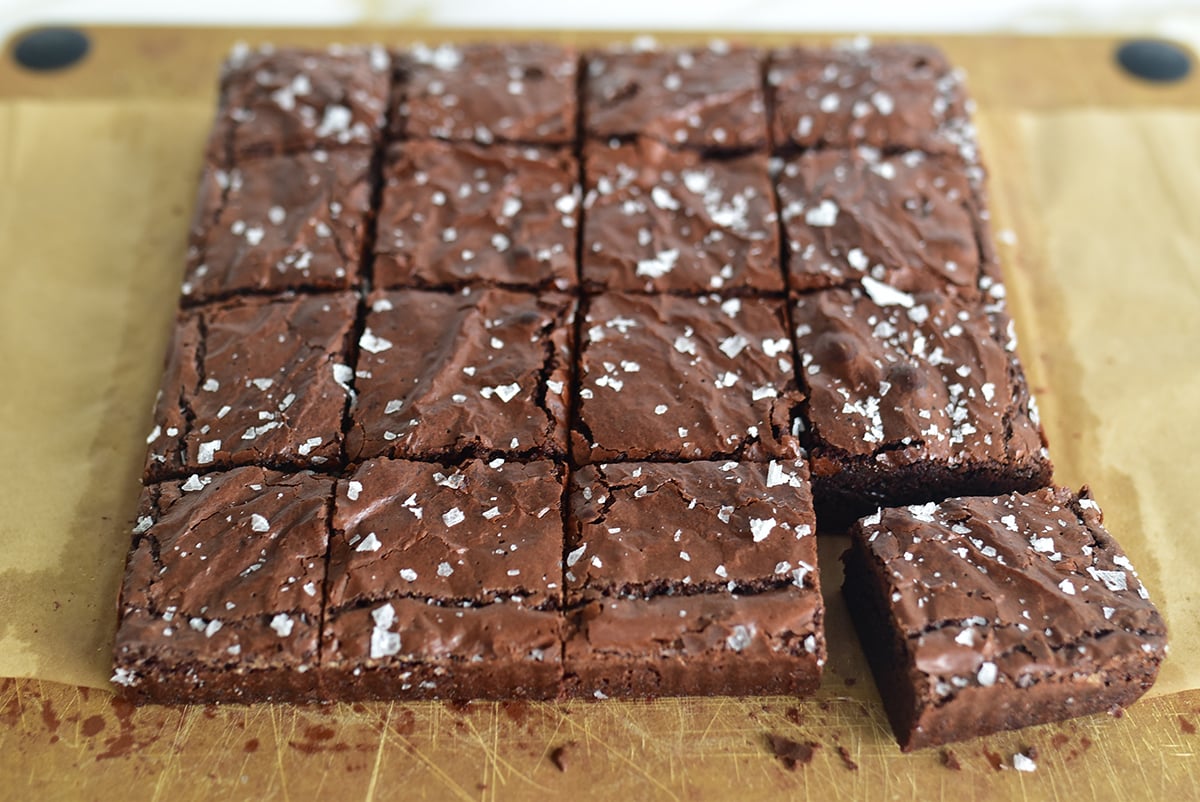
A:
[[0, 26, 1198, 801]]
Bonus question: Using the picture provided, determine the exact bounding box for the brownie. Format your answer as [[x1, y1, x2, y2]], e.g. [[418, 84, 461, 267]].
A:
[[564, 460, 824, 697], [582, 139, 782, 294], [321, 458, 566, 700], [573, 293, 802, 463], [584, 44, 767, 150], [373, 141, 579, 292], [768, 42, 973, 158], [778, 148, 986, 294], [793, 283, 1050, 523], [842, 487, 1168, 751], [209, 45, 391, 162], [144, 292, 357, 480], [398, 42, 578, 145], [346, 288, 574, 462], [182, 149, 373, 303], [111, 468, 333, 703]]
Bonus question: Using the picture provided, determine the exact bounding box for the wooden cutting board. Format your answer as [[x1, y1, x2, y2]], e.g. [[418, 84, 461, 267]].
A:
[[1, 26, 1198, 801]]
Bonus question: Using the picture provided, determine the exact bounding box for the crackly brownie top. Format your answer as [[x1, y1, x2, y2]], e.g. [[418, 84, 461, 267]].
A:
[[582, 139, 781, 294], [567, 460, 817, 602], [117, 468, 332, 666], [850, 486, 1167, 695], [793, 283, 1045, 465], [574, 293, 802, 463], [778, 148, 983, 293], [346, 288, 574, 462], [373, 140, 579, 291], [144, 292, 357, 478], [184, 149, 373, 302], [399, 42, 579, 145], [211, 45, 391, 161], [584, 44, 767, 150], [769, 42, 972, 157], [327, 458, 565, 611]]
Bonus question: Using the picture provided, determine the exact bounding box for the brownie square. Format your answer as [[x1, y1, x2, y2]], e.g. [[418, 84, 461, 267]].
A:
[[582, 139, 782, 294], [346, 288, 574, 462], [321, 458, 565, 700], [842, 487, 1167, 751], [111, 468, 333, 703], [564, 460, 824, 697], [573, 293, 802, 463], [778, 149, 984, 294], [182, 149, 373, 303], [584, 44, 767, 150], [768, 43, 972, 157], [398, 42, 578, 145], [794, 283, 1050, 522], [144, 292, 357, 480], [373, 141, 579, 292], [208, 45, 390, 162]]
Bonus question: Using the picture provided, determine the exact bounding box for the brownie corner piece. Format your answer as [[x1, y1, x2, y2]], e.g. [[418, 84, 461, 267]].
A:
[[794, 282, 1050, 523], [111, 467, 333, 704], [768, 41, 971, 156], [320, 458, 566, 700], [841, 486, 1167, 751], [584, 43, 767, 150], [373, 140, 579, 292], [209, 45, 391, 161], [400, 42, 579, 145], [563, 459, 824, 698], [574, 293, 802, 464], [346, 288, 574, 463]]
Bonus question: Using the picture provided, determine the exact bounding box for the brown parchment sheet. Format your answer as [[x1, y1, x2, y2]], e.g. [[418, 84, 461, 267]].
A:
[[0, 63, 1198, 705]]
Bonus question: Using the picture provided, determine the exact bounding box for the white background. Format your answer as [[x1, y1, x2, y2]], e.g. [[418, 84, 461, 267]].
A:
[[1, 0, 1199, 50]]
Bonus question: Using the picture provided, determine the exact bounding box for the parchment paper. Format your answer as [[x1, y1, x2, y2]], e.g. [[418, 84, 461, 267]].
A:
[[0, 98, 1196, 698]]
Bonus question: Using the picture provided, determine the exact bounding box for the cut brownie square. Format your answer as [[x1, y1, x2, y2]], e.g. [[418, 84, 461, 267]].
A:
[[778, 149, 985, 294], [842, 487, 1167, 751], [346, 288, 573, 462], [144, 292, 357, 480], [584, 44, 767, 151], [373, 141, 579, 292], [321, 458, 565, 700], [793, 282, 1050, 523], [209, 45, 391, 162], [111, 468, 333, 703], [582, 139, 782, 294], [768, 42, 973, 158], [398, 42, 578, 145], [573, 293, 802, 463], [182, 149, 373, 303], [564, 459, 824, 697]]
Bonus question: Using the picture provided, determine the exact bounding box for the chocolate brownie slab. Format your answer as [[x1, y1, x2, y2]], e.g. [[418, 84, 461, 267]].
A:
[[182, 149, 373, 303], [321, 458, 565, 700], [777, 148, 985, 294], [768, 42, 973, 158], [793, 282, 1050, 523], [398, 42, 578, 145], [209, 45, 390, 162], [373, 141, 579, 292], [346, 288, 573, 462], [573, 293, 802, 463], [842, 487, 1167, 751], [111, 468, 333, 703], [582, 139, 782, 294], [584, 44, 767, 150], [144, 292, 357, 480], [564, 459, 824, 697]]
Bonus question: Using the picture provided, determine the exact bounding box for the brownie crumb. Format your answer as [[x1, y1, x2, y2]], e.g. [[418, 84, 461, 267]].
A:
[[1179, 716, 1196, 735], [940, 748, 961, 771], [836, 744, 859, 771], [765, 734, 818, 770], [549, 741, 576, 772]]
